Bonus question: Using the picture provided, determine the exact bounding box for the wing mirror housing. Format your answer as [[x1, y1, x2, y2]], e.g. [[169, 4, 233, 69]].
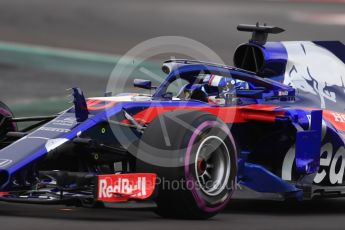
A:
[[133, 79, 154, 90]]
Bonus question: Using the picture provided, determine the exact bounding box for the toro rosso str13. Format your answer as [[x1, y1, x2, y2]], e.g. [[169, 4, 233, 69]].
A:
[[0, 24, 345, 219]]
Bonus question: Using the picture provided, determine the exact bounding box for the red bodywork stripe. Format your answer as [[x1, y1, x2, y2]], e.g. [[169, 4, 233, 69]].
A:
[[323, 110, 345, 131], [87, 99, 117, 111], [296, 107, 345, 132], [0, 192, 9, 196], [86, 97, 284, 125], [130, 104, 283, 125]]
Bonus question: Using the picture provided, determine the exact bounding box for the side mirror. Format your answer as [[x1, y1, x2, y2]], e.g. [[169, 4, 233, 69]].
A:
[[133, 79, 153, 89]]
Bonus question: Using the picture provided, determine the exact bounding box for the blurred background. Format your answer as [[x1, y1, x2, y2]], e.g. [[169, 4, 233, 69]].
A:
[[0, 0, 344, 117]]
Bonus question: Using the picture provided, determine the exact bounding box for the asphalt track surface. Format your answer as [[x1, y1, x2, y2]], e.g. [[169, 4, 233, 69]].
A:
[[2, 199, 345, 230], [0, 0, 345, 229]]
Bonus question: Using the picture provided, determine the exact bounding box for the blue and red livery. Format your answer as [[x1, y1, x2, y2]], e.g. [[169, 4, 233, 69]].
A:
[[0, 24, 344, 219]]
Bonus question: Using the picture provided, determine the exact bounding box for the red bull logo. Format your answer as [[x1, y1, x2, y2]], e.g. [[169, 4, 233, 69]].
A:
[[97, 173, 156, 202]]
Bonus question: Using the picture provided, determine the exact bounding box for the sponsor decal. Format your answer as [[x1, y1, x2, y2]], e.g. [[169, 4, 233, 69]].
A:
[[283, 41, 345, 109], [282, 111, 345, 184], [283, 142, 345, 185], [314, 144, 345, 184], [37, 127, 71, 133], [97, 173, 156, 202], [0, 159, 12, 168], [332, 112, 345, 123], [45, 138, 69, 152], [278, 90, 289, 96], [323, 111, 345, 131], [50, 117, 77, 127]]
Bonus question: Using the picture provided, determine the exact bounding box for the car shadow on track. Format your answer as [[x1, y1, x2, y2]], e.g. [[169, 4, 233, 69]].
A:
[[1, 198, 345, 221], [0, 203, 160, 221], [224, 198, 345, 215]]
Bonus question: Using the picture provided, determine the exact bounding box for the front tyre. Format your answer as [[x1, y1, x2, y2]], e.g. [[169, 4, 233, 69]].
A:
[[135, 110, 237, 219]]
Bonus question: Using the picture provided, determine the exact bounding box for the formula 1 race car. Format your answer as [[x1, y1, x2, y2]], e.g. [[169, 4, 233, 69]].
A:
[[0, 24, 345, 219]]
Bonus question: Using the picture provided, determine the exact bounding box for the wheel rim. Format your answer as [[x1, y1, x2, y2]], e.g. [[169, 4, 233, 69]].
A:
[[194, 135, 231, 197]]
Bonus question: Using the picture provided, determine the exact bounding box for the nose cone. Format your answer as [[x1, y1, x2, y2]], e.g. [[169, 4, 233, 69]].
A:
[[0, 113, 78, 189]]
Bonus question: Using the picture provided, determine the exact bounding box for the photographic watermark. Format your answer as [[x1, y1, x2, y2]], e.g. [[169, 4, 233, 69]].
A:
[[154, 176, 238, 193], [104, 36, 237, 168]]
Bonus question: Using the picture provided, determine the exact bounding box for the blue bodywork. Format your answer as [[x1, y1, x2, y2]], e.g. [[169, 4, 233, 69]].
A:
[[0, 39, 345, 202]]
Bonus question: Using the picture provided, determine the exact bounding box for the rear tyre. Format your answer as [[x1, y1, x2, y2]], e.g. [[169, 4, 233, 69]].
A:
[[135, 110, 237, 219]]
